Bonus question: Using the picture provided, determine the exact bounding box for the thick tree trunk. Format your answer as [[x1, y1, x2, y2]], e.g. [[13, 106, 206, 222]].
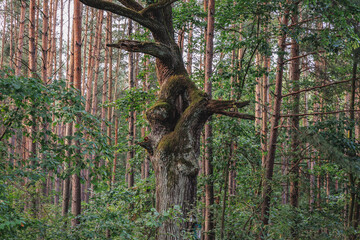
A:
[[80, 1, 253, 238]]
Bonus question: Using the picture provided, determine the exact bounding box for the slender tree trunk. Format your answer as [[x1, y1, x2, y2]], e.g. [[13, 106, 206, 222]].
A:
[[9, 0, 13, 69], [186, 23, 193, 75], [42, 0, 49, 84], [84, 9, 95, 203], [71, 0, 82, 227], [220, 145, 231, 239], [15, 0, 26, 76], [62, 123, 72, 219], [81, 6, 89, 95], [27, 0, 37, 216], [289, 4, 301, 238], [126, 19, 135, 188], [204, 0, 215, 238], [58, 0, 64, 79], [260, 7, 289, 229], [141, 57, 150, 179], [112, 118, 119, 185], [107, 11, 113, 170], [91, 11, 104, 116], [0, 0, 7, 68]]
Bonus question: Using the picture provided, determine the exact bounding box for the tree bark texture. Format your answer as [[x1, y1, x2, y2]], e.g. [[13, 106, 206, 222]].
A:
[[204, 0, 215, 238], [80, 0, 253, 238]]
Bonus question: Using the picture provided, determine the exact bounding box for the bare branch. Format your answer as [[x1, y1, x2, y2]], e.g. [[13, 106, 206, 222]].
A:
[[116, 0, 143, 11], [80, 0, 161, 32], [140, 0, 178, 15], [207, 100, 250, 111], [215, 111, 255, 120], [282, 51, 324, 64], [206, 100, 254, 120], [281, 109, 360, 118], [107, 40, 172, 60], [282, 79, 353, 98]]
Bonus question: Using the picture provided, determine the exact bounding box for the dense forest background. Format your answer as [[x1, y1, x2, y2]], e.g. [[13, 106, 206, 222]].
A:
[[1, 0, 360, 239]]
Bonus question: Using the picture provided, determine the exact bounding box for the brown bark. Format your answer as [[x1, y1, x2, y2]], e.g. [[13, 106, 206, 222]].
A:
[[15, 0, 26, 76], [9, 1, 13, 69], [80, 1, 253, 238], [29, 0, 36, 77], [91, 11, 104, 116], [82, 6, 89, 95], [204, 0, 215, 238], [58, 0, 64, 79], [260, 5, 289, 229], [186, 23, 193, 75], [42, 0, 49, 84], [255, 53, 261, 128], [107, 11, 113, 155], [71, 0, 82, 227]]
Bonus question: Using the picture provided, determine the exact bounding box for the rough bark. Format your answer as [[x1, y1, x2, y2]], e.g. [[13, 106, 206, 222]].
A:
[[80, 1, 253, 238], [204, 0, 215, 238]]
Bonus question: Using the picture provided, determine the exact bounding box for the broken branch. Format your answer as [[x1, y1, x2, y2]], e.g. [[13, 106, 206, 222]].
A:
[[107, 40, 172, 61]]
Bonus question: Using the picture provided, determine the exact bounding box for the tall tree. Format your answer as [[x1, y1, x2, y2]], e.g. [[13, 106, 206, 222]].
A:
[[261, 3, 289, 230], [126, 19, 135, 188], [204, 0, 215, 238], [71, 0, 82, 227], [289, 3, 301, 239]]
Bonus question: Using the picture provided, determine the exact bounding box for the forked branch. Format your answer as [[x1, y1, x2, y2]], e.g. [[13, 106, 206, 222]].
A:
[[207, 100, 254, 120], [140, 0, 178, 15], [215, 111, 255, 120], [107, 40, 172, 61], [116, 0, 143, 11], [207, 100, 250, 111]]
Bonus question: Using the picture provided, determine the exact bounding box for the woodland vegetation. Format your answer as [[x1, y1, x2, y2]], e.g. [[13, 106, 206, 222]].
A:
[[0, 0, 360, 239]]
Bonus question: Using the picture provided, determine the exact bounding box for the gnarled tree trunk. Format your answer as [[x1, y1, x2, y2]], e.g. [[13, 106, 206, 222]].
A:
[[80, 1, 253, 238]]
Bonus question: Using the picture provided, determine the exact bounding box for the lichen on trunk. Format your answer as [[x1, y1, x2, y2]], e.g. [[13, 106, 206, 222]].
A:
[[79, 0, 254, 238]]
